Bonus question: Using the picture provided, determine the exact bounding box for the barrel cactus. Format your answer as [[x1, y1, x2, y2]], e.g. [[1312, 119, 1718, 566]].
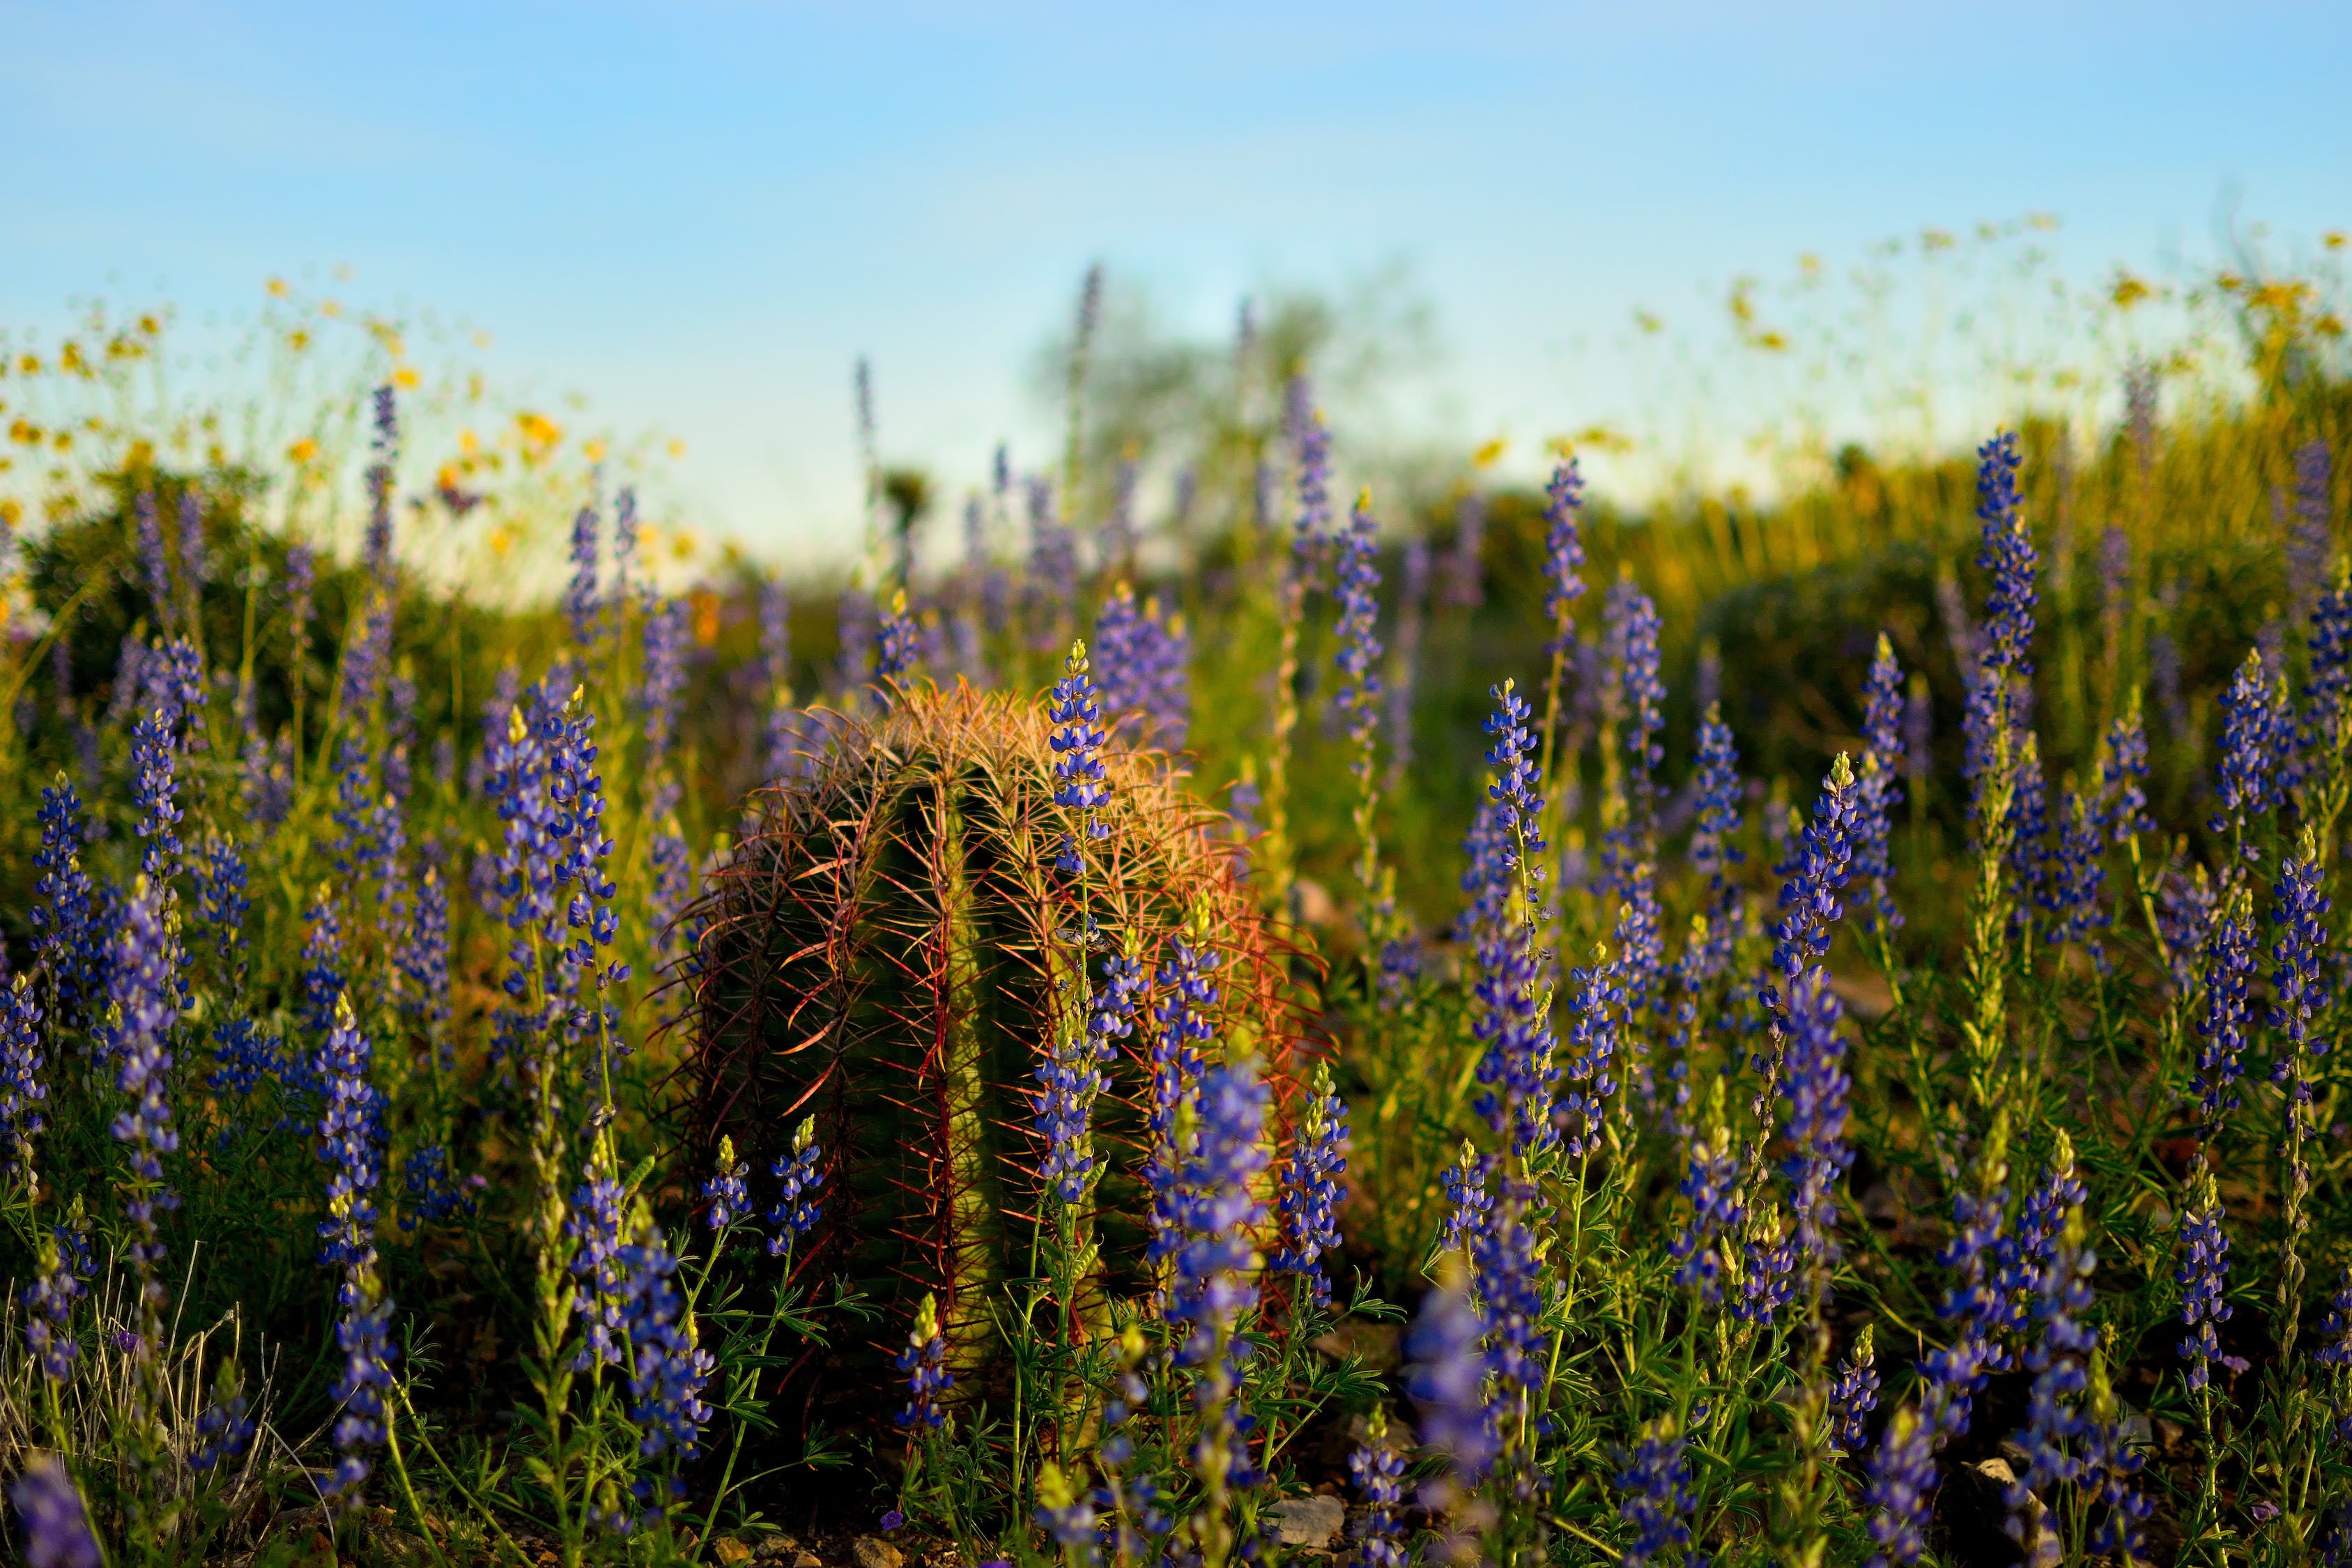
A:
[[684, 672, 1310, 1454]]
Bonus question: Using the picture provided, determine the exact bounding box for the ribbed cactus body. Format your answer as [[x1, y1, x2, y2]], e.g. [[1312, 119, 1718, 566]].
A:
[[686, 686, 1303, 1444]]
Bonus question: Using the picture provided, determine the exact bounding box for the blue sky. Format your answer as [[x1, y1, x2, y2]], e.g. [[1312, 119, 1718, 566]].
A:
[[6, 1, 2348, 562]]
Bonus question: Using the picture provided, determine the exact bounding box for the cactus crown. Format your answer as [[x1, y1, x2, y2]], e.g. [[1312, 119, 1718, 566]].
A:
[[686, 684, 1306, 1438]]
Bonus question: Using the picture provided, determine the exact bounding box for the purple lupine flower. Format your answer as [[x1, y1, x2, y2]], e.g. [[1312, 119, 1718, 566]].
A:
[[2004, 1210, 2098, 1562], [765, 1116, 825, 1254], [1142, 932, 1219, 1270], [1037, 943, 1144, 1207], [2269, 842, 2330, 1197], [1438, 1143, 1491, 1258], [286, 538, 316, 645], [564, 503, 601, 646], [1601, 584, 1668, 1025], [1134, 596, 1190, 749], [1990, 1143, 2088, 1350], [1555, 946, 1621, 1158], [1026, 475, 1078, 647], [1102, 455, 1139, 567], [1470, 680, 1559, 1160], [1471, 927, 1558, 1143], [1456, 801, 1515, 954], [128, 641, 204, 879], [1270, 1063, 1349, 1306], [109, 879, 181, 1333], [1, 976, 47, 1181], [1160, 1057, 1270, 1495], [135, 491, 172, 620], [1854, 636, 1906, 934], [482, 681, 625, 1074], [1542, 460, 1587, 652], [1032, 1466, 1095, 1560], [315, 994, 383, 1269], [617, 1222, 715, 1467], [398, 1144, 479, 1230], [832, 586, 875, 697], [1670, 1093, 1744, 1302], [1864, 1160, 2015, 1568], [1831, 1327, 1881, 1452], [1764, 755, 1858, 1028], [1779, 966, 1852, 1300], [364, 384, 399, 581], [1385, 538, 1431, 791], [1615, 1415, 1698, 1568], [875, 590, 922, 682], [1332, 493, 1385, 762], [2043, 789, 2110, 971], [1976, 431, 2036, 677], [2159, 859, 2216, 996], [2305, 590, 2352, 812], [190, 1376, 258, 1473], [2077, 1351, 2154, 1565], [1347, 1409, 1408, 1568], [291, 875, 346, 1045], [1296, 410, 1334, 574], [1047, 641, 1110, 875], [567, 1168, 630, 1371], [341, 592, 394, 717], [1473, 1179, 1551, 1507], [760, 578, 792, 693], [31, 780, 101, 1024], [8, 1456, 101, 1568], [1445, 491, 1486, 608], [2212, 648, 2280, 836], [2177, 1171, 2242, 1391], [2291, 439, 2334, 614], [1407, 1266, 1498, 1513], [702, 1137, 751, 1234], [23, 1220, 91, 1384], [2103, 700, 2155, 845], [611, 486, 639, 592], [315, 994, 396, 1503], [1092, 586, 1190, 749], [394, 866, 452, 1049], [896, 1289, 952, 1434], [178, 489, 206, 599], [1601, 581, 1668, 861], [1962, 433, 2036, 817], [2191, 894, 2257, 1135], [1686, 707, 1746, 985], [642, 592, 689, 761]]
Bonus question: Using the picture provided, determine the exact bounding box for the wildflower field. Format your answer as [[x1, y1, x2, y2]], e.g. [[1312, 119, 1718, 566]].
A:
[[3, 247, 2352, 1568]]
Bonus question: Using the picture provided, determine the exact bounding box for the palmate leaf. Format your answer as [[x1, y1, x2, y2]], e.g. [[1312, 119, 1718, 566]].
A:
[[680, 684, 1312, 1466]]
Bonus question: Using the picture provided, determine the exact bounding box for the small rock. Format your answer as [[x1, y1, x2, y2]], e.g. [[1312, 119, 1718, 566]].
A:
[[854, 1538, 906, 1568], [793, 1553, 822, 1568], [715, 1540, 757, 1567], [1269, 1496, 1347, 1548], [754, 1538, 801, 1564]]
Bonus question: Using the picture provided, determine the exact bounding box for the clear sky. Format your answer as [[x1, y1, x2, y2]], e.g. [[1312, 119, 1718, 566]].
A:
[[7, 1, 2348, 564]]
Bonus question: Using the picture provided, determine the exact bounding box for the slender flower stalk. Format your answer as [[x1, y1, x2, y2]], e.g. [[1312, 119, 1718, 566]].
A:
[[1261, 406, 1331, 900], [1408, 1259, 1498, 1567], [1960, 431, 2034, 1107], [1332, 491, 1388, 953], [2269, 830, 2330, 1359], [1, 974, 46, 1192], [318, 994, 396, 1507], [1854, 636, 1906, 942], [1617, 1415, 1700, 1568], [1270, 1060, 1349, 1307], [1535, 459, 1588, 823], [1830, 1325, 1880, 1452], [1348, 1406, 1407, 1568]]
